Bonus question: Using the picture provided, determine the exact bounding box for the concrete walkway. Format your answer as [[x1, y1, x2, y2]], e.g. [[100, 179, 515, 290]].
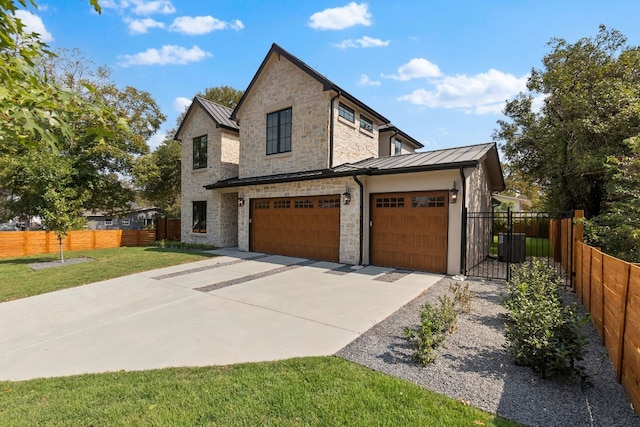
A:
[[0, 249, 442, 381]]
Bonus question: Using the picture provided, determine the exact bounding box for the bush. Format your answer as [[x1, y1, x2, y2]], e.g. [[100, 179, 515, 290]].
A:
[[153, 239, 216, 251], [504, 260, 589, 378], [405, 282, 474, 366]]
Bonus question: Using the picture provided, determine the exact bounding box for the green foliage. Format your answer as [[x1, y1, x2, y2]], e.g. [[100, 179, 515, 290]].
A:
[[583, 136, 640, 262], [405, 282, 474, 365], [504, 260, 589, 378], [198, 85, 244, 109], [153, 239, 215, 251], [495, 26, 640, 217], [133, 139, 181, 216]]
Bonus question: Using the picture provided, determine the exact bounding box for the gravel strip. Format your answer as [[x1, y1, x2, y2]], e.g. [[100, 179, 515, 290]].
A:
[[337, 277, 640, 427], [29, 257, 95, 270]]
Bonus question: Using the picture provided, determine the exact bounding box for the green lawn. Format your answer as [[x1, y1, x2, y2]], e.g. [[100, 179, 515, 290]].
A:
[[0, 246, 217, 302], [0, 357, 519, 426], [490, 236, 553, 258]]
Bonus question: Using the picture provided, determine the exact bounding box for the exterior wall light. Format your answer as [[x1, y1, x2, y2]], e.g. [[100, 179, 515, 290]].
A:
[[342, 190, 351, 205], [237, 197, 245, 207], [450, 182, 459, 204]]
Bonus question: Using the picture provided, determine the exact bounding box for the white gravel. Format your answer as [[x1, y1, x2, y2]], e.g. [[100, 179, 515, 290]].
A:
[[336, 277, 640, 427]]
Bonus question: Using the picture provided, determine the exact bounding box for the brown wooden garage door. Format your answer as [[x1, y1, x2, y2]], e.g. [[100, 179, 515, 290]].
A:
[[250, 195, 340, 262], [370, 191, 448, 273]]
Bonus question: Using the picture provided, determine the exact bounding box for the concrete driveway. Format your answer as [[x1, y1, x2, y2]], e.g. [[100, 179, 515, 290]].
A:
[[0, 248, 442, 381]]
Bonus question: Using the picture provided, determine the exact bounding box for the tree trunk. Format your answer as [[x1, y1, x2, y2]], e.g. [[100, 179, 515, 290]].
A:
[[59, 237, 64, 263]]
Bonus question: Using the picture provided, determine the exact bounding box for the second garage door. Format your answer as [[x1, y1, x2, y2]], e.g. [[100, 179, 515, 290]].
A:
[[250, 195, 340, 262], [370, 191, 449, 273]]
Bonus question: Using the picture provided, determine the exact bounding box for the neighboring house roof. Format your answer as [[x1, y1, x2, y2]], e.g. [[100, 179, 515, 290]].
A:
[[492, 193, 533, 210], [230, 43, 390, 124], [379, 125, 424, 149], [205, 142, 505, 192], [175, 96, 238, 141], [83, 205, 159, 218]]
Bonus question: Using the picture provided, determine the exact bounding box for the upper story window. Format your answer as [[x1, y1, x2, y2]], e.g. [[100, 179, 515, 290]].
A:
[[266, 108, 292, 155], [338, 103, 355, 123], [193, 135, 207, 169], [359, 115, 373, 132], [394, 139, 402, 156]]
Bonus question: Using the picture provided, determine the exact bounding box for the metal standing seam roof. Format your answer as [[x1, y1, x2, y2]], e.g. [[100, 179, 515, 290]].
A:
[[174, 96, 238, 140]]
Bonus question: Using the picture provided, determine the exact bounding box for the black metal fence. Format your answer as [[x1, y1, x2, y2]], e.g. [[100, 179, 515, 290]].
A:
[[465, 209, 574, 284]]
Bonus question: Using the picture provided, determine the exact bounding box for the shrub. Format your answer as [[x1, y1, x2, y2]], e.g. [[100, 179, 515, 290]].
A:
[[503, 260, 589, 378], [405, 282, 474, 366], [153, 239, 216, 251]]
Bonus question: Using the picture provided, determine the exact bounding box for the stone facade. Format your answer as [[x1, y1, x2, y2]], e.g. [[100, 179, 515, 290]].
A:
[[236, 177, 361, 265], [332, 102, 381, 166], [179, 104, 239, 246]]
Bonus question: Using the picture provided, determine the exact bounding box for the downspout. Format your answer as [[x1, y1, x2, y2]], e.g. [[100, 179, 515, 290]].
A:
[[459, 167, 467, 275], [329, 91, 341, 168], [389, 129, 399, 156], [353, 174, 364, 265]]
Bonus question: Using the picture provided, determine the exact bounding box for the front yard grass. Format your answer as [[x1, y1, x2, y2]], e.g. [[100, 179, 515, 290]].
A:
[[490, 236, 554, 258], [0, 246, 216, 302], [0, 357, 519, 426]]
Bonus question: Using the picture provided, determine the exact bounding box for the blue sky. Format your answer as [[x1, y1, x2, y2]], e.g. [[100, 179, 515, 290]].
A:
[[16, 0, 640, 151]]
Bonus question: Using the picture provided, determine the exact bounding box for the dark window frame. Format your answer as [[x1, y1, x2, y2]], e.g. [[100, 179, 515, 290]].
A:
[[394, 139, 402, 156], [266, 108, 292, 155], [192, 201, 207, 233], [193, 135, 208, 169], [338, 103, 355, 123], [360, 115, 373, 132]]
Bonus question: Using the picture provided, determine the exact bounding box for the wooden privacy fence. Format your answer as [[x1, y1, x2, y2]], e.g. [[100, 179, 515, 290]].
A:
[[0, 230, 156, 258], [558, 211, 640, 417], [156, 218, 181, 241]]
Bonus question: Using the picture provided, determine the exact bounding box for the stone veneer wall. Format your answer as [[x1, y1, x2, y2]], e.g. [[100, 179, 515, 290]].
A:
[[236, 54, 330, 178], [332, 102, 380, 167], [179, 104, 240, 245], [236, 177, 361, 265]]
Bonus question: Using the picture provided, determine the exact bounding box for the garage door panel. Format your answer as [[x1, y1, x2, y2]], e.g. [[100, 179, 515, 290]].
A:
[[371, 191, 448, 273], [250, 195, 340, 262]]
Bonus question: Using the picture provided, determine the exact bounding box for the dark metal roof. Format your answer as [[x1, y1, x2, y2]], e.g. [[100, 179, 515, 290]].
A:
[[379, 124, 424, 149], [230, 43, 389, 124], [205, 142, 505, 192], [175, 96, 238, 140]]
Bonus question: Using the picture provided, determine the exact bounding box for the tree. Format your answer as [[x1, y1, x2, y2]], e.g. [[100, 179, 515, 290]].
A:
[[495, 26, 640, 217], [133, 139, 181, 217], [0, 0, 107, 151]]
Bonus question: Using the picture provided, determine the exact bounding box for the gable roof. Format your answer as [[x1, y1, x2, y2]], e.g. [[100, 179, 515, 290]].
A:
[[205, 142, 505, 192], [175, 96, 238, 141], [230, 43, 389, 124], [379, 124, 424, 149]]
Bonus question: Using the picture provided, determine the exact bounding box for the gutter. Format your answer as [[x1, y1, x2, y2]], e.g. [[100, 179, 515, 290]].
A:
[[459, 166, 467, 275], [329, 91, 341, 168], [353, 174, 364, 265]]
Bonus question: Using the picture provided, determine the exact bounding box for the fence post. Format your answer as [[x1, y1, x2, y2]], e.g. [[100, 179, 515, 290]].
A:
[[617, 262, 632, 383]]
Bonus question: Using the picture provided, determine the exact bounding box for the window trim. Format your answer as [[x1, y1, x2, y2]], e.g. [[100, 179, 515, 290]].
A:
[[394, 139, 402, 156], [266, 107, 292, 155], [192, 135, 208, 170], [359, 115, 373, 132], [121, 218, 130, 226], [192, 201, 207, 233], [338, 103, 355, 123], [104, 219, 113, 226]]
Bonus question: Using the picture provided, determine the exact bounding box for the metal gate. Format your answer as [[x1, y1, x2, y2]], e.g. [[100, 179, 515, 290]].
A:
[[465, 209, 574, 284]]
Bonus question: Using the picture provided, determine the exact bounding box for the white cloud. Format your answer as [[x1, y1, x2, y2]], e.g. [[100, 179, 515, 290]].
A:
[[399, 69, 528, 115], [147, 130, 166, 150], [125, 17, 165, 34], [169, 16, 244, 35], [357, 74, 381, 86], [383, 58, 442, 81], [309, 2, 371, 30], [101, 0, 176, 15], [334, 36, 389, 49], [173, 96, 192, 112], [14, 10, 53, 42], [118, 45, 211, 67]]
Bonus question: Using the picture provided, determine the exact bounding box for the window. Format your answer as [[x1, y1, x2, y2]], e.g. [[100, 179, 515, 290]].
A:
[[394, 139, 402, 156], [193, 135, 207, 169], [144, 218, 155, 227], [318, 198, 340, 208], [375, 197, 405, 208], [192, 201, 207, 233], [338, 103, 354, 123], [266, 108, 292, 155], [294, 199, 314, 208], [121, 218, 130, 226], [273, 200, 291, 209], [105, 218, 113, 226], [360, 115, 373, 132], [254, 200, 270, 209], [412, 196, 445, 208]]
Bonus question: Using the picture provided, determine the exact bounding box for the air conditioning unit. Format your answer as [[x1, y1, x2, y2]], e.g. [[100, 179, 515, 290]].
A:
[[498, 233, 526, 263]]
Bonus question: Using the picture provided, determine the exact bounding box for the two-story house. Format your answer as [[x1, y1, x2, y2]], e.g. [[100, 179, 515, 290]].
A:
[[177, 43, 504, 275]]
